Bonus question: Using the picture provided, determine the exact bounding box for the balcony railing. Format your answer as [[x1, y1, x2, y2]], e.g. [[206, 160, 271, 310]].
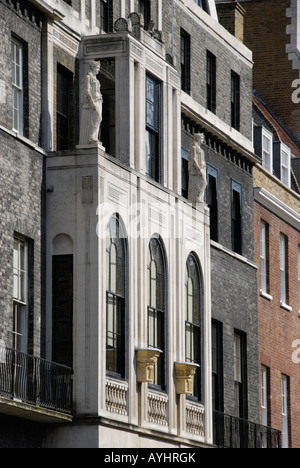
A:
[[0, 345, 73, 415], [214, 411, 281, 449]]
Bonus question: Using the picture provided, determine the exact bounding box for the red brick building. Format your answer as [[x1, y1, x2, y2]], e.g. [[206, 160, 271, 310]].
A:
[[242, 0, 300, 145], [253, 96, 300, 448]]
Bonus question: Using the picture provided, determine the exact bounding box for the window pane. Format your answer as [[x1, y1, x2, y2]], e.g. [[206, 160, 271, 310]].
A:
[[106, 217, 126, 376], [281, 375, 289, 448], [261, 366, 268, 427], [150, 260, 157, 308], [185, 254, 202, 400], [110, 243, 117, 293], [280, 235, 287, 304], [232, 182, 242, 254], [260, 222, 267, 292], [148, 238, 166, 388], [234, 334, 242, 383], [146, 75, 160, 182], [262, 134, 271, 172]]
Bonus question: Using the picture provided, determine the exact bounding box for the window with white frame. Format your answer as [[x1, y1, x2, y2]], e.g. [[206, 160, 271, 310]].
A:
[[260, 222, 268, 294], [281, 146, 291, 187], [185, 253, 203, 402], [254, 127, 273, 174], [261, 366, 269, 428], [13, 237, 28, 353], [281, 375, 290, 448], [148, 236, 166, 390], [12, 38, 24, 135], [262, 132, 272, 173], [280, 234, 288, 306], [234, 332, 247, 419], [274, 142, 291, 188], [261, 365, 270, 448]]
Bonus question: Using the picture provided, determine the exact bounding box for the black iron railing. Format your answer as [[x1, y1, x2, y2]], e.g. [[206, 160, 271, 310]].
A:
[[214, 411, 281, 449], [0, 345, 73, 414]]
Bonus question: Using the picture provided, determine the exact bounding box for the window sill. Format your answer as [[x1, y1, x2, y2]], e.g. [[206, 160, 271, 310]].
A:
[[280, 302, 293, 312], [260, 290, 273, 302], [0, 124, 46, 155]]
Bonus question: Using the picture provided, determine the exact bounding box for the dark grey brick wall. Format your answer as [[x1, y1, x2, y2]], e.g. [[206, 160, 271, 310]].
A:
[[0, 130, 45, 356], [211, 248, 259, 423], [182, 124, 259, 423], [0, 1, 45, 356], [0, 0, 42, 144], [162, 1, 253, 141]]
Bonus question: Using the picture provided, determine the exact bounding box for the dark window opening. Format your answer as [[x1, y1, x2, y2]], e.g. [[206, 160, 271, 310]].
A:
[[232, 181, 242, 255], [212, 320, 224, 412], [181, 30, 191, 94], [52, 255, 73, 368], [207, 51, 216, 114], [207, 166, 218, 242], [100, 59, 116, 157], [194, 0, 209, 13], [231, 71, 240, 131], [234, 331, 248, 420], [146, 75, 161, 182], [100, 0, 108, 32], [57, 65, 73, 151], [139, 0, 151, 29], [181, 148, 189, 198]]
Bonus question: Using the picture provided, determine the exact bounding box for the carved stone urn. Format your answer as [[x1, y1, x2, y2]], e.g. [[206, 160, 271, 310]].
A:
[[174, 362, 200, 395], [136, 348, 162, 384]]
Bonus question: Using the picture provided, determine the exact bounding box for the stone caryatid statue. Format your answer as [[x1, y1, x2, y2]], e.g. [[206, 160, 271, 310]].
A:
[[188, 133, 207, 204], [79, 61, 103, 146]]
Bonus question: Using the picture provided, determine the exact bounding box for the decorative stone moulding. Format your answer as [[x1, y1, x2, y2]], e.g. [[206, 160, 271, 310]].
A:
[[174, 362, 200, 395], [136, 348, 162, 384], [128, 12, 144, 28], [114, 17, 132, 33]]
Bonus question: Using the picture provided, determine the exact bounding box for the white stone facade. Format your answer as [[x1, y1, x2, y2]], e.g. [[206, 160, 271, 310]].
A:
[[45, 144, 212, 447]]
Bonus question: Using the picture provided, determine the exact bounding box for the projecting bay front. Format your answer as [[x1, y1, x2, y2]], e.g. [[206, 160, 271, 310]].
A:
[[45, 145, 212, 448]]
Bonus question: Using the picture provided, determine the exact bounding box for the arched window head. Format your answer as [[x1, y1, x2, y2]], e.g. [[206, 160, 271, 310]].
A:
[[106, 215, 127, 378], [147, 236, 166, 389], [185, 253, 203, 401]]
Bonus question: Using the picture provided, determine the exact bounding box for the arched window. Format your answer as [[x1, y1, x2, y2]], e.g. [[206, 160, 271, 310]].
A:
[[148, 236, 166, 389], [106, 215, 127, 378], [185, 253, 203, 401]]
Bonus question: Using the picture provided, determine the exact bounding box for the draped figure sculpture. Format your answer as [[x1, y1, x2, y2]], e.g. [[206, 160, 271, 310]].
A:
[[188, 133, 207, 204], [79, 61, 103, 146]]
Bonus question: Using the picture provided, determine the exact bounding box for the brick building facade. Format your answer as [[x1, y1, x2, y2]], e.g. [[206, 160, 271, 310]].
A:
[[171, 0, 260, 430], [0, 0, 290, 448], [241, 0, 300, 144], [253, 95, 300, 448], [0, 0, 46, 447]]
